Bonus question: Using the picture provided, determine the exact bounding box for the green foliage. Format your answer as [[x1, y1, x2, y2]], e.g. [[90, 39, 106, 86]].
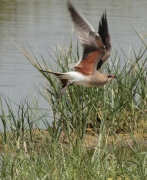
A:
[[0, 32, 147, 179], [19, 33, 147, 135]]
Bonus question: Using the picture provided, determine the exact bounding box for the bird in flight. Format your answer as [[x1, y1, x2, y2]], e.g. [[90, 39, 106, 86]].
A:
[[42, 1, 116, 93]]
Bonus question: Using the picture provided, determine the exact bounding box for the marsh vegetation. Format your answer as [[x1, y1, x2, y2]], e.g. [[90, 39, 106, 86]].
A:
[[0, 32, 147, 179]]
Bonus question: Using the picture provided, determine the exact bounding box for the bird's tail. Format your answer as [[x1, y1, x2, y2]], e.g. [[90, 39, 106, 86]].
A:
[[40, 70, 73, 93]]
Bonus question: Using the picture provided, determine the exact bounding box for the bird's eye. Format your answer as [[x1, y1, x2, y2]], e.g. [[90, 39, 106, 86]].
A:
[[107, 75, 112, 78]]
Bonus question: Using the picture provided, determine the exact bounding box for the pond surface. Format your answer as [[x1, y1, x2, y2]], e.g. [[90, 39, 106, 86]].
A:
[[0, 0, 147, 127]]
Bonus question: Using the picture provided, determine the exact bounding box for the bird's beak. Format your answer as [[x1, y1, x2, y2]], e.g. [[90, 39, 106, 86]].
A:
[[112, 76, 116, 79]]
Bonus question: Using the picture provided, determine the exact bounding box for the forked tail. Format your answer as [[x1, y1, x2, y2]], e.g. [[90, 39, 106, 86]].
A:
[[40, 70, 73, 93]]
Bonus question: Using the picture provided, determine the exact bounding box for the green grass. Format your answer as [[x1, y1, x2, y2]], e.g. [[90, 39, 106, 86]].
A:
[[0, 32, 147, 179]]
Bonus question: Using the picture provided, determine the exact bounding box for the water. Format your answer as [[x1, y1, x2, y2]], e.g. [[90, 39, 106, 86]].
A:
[[0, 0, 147, 127]]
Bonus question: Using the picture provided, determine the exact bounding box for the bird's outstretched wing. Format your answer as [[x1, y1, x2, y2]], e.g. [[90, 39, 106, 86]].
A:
[[67, 1, 106, 75], [97, 11, 111, 70]]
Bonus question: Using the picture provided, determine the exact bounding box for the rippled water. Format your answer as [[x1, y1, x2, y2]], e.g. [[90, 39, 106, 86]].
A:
[[0, 0, 147, 126]]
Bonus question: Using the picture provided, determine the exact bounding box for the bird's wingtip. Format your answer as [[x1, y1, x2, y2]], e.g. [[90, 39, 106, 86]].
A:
[[67, 0, 73, 8]]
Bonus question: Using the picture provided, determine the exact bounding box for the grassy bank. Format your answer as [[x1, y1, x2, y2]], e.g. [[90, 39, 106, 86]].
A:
[[0, 33, 147, 179]]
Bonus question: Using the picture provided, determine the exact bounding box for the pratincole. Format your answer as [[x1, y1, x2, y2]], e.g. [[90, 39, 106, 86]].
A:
[[42, 1, 116, 93]]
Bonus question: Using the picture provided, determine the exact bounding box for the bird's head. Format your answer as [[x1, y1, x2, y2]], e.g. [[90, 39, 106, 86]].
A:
[[96, 72, 116, 86]]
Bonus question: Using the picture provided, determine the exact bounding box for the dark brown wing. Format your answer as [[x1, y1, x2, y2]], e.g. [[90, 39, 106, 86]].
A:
[[67, 1, 105, 75], [97, 11, 111, 70]]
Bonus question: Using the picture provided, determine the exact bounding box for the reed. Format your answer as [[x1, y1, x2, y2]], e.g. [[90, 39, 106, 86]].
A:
[[19, 33, 147, 136], [0, 32, 147, 179]]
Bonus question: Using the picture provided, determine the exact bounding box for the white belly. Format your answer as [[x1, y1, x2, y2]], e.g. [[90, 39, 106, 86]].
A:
[[65, 71, 91, 86]]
